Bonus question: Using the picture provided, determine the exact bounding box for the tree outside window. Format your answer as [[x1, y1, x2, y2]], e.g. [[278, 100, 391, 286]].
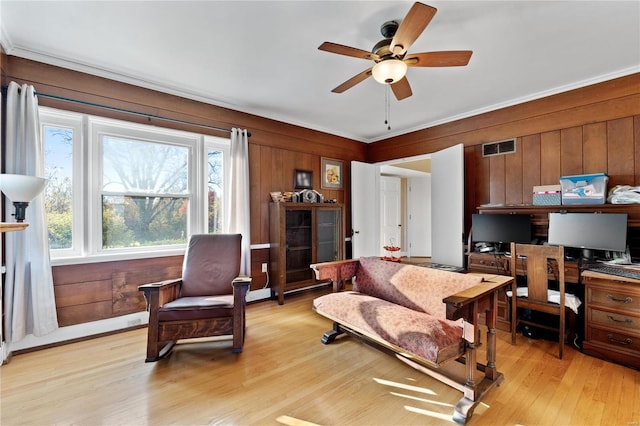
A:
[[44, 126, 74, 249], [41, 107, 231, 261], [101, 136, 189, 249]]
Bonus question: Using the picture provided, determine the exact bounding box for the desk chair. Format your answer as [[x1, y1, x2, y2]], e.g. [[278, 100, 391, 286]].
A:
[[510, 242, 571, 359], [139, 234, 251, 362]]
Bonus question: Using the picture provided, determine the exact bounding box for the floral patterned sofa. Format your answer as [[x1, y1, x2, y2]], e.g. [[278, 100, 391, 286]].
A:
[[311, 256, 512, 424]]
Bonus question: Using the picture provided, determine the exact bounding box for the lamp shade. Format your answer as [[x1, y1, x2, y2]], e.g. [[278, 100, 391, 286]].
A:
[[372, 59, 408, 84], [0, 174, 47, 202]]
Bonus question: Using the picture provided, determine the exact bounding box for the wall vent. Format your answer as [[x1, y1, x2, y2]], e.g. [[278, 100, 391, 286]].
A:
[[482, 138, 516, 157]]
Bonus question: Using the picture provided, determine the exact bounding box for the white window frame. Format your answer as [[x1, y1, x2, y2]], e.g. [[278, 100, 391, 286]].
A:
[[40, 107, 231, 265], [39, 107, 85, 259], [203, 135, 231, 234]]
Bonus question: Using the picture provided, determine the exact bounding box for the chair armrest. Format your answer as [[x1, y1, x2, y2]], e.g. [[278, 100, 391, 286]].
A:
[[232, 276, 252, 291], [310, 259, 359, 280], [310, 259, 360, 292], [138, 278, 182, 291], [138, 279, 182, 311], [232, 276, 251, 302], [232, 275, 252, 286], [443, 275, 513, 322]]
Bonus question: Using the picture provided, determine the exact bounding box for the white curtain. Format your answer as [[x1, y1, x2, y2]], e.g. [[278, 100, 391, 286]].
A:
[[227, 128, 251, 276], [4, 82, 58, 343]]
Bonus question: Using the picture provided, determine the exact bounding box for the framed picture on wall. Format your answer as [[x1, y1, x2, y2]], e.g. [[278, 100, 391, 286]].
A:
[[294, 169, 313, 189], [321, 157, 343, 190]]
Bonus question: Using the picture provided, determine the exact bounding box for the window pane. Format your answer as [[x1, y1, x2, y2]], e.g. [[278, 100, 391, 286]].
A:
[[44, 126, 73, 249], [207, 149, 223, 233], [102, 195, 188, 249], [102, 136, 189, 194]]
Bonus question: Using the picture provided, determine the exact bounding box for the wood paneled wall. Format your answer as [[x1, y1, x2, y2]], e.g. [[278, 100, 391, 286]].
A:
[[368, 73, 640, 162], [370, 73, 640, 238], [468, 117, 639, 207], [52, 256, 182, 326], [464, 116, 640, 238], [3, 57, 367, 246], [3, 56, 639, 328], [2, 56, 366, 325]]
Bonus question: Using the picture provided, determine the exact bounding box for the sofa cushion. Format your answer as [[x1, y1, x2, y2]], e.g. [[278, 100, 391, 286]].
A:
[[313, 291, 465, 365], [353, 257, 483, 320]]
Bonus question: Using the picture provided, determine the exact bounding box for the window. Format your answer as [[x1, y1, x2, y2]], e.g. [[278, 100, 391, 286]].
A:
[[41, 108, 84, 258], [206, 143, 225, 234], [41, 107, 230, 263]]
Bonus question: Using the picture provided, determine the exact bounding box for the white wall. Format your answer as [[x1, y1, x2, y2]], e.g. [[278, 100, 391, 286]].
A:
[[407, 175, 431, 256]]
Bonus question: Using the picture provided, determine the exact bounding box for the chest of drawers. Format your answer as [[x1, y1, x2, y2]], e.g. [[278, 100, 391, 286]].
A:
[[582, 270, 640, 369]]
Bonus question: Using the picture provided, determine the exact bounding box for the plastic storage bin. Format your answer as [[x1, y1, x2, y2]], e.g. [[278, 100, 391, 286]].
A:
[[560, 173, 608, 205], [533, 184, 562, 205]]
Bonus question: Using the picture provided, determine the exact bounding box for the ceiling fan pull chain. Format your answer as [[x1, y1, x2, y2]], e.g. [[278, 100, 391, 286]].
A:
[[385, 84, 391, 131]]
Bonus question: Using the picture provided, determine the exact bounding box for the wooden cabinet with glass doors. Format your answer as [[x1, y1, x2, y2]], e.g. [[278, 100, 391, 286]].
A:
[[269, 203, 344, 304]]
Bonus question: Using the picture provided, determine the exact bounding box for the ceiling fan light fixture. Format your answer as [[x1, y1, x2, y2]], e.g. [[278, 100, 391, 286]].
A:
[[372, 59, 407, 84]]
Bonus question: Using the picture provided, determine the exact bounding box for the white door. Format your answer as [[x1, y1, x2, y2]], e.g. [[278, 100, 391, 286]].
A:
[[431, 144, 464, 267], [380, 176, 402, 251], [407, 175, 431, 256], [351, 161, 380, 258]]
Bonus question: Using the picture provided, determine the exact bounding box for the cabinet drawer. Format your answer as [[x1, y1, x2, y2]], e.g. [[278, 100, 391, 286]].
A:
[[467, 254, 508, 273], [587, 326, 640, 352], [589, 308, 640, 332], [587, 286, 640, 313]]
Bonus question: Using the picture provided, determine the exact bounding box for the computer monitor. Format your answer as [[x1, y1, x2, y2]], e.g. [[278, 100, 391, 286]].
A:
[[547, 212, 628, 259], [472, 214, 532, 250]]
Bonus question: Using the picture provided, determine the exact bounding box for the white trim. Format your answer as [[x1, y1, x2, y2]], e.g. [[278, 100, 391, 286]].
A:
[[39, 107, 85, 258], [204, 135, 231, 233], [1, 341, 7, 364], [250, 243, 270, 250], [246, 288, 271, 303], [7, 311, 149, 353]]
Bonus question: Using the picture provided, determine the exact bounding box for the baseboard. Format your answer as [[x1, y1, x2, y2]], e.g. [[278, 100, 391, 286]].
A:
[[5, 290, 271, 355], [6, 311, 150, 353], [1, 341, 9, 364], [247, 288, 271, 302]]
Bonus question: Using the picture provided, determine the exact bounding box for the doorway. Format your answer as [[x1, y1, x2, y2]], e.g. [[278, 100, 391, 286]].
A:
[[352, 144, 464, 267], [380, 160, 431, 258]]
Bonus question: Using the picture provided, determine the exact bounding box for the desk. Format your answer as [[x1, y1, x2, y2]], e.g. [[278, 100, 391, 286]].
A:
[[467, 251, 581, 283], [467, 251, 583, 331], [581, 270, 640, 369]]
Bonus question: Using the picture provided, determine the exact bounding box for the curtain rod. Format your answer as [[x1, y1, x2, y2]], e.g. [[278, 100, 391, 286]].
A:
[[2, 85, 251, 137]]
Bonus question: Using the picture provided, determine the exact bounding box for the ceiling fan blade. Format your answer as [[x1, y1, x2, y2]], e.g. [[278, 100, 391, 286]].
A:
[[390, 2, 437, 56], [405, 51, 473, 67], [391, 77, 412, 101], [331, 68, 373, 93], [319, 42, 380, 61]]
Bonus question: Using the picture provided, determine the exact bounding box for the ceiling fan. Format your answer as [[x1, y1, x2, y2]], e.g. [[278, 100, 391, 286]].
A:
[[318, 2, 472, 101]]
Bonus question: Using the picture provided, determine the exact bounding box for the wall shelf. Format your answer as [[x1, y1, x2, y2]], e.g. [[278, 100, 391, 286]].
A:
[[0, 222, 28, 232]]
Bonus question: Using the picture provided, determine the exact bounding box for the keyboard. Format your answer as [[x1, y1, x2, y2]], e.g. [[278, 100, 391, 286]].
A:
[[585, 264, 640, 281]]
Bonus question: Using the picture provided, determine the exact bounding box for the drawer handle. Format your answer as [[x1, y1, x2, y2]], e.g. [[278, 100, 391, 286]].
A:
[[606, 294, 633, 304], [607, 315, 633, 324], [607, 334, 632, 345]]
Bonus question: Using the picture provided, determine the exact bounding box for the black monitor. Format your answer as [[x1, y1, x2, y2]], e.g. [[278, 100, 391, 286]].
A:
[[472, 214, 532, 249], [548, 212, 628, 259]]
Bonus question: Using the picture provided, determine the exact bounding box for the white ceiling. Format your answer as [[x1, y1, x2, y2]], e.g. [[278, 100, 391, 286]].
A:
[[1, 1, 639, 143]]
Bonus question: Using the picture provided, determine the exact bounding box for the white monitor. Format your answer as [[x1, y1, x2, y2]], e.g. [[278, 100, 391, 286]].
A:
[[547, 213, 628, 258]]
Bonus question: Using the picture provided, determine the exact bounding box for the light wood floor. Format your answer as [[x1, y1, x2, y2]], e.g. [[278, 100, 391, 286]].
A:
[[2, 286, 639, 426]]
